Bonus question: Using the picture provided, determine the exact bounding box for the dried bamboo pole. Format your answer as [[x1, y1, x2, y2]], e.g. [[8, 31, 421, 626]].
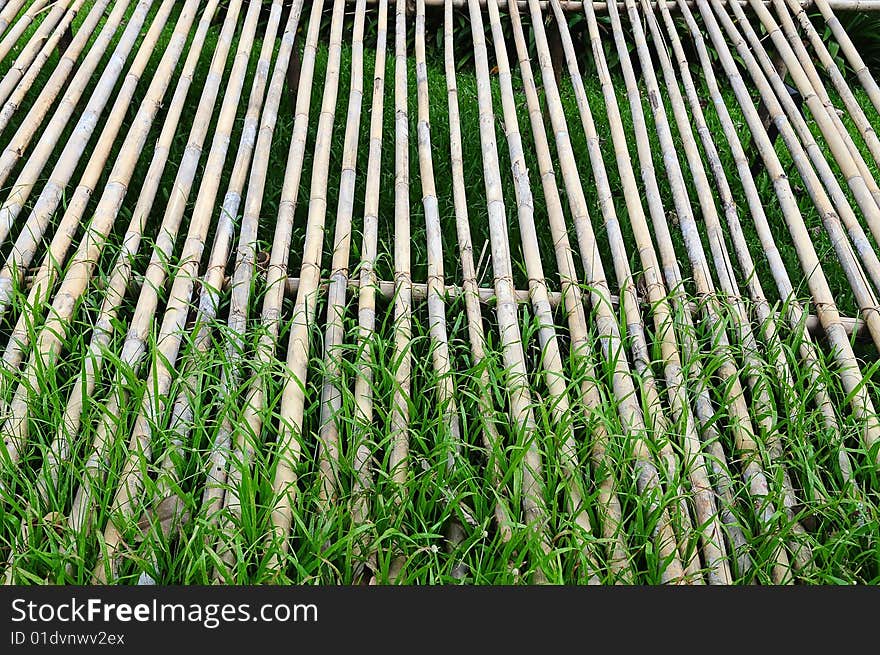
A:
[[354, 0, 880, 9], [131, 0, 286, 586], [812, 0, 880, 115], [493, 0, 627, 582], [0, 0, 133, 189], [468, 0, 565, 583], [0, 0, 173, 329], [620, 0, 814, 575], [414, 0, 470, 565], [265, 0, 345, 575], [0, 0, 109, 133], [0, 0, 73, 108], [556, 0, 731, 581], [387, 0, 413, 503], [0, 0, 27, 34], [698, 0, 880, 462], [349, 0, 388, 578], [656, 0, 857, 491], [770, 0, 880, 207], [210, 0, 322, 579], [280, 275, 869, 339], [316, 0, 367, 510], [0, 0, 50, 63], [0, 0, 149, 250], [780, 0, 880, 180], [555, 1, 752, 580], [52, 0, 243, 546], [93, 0, 264, 583], [442, 0, 514, 542], [732, 0, 880, 277], [1, 0, 213, 584]]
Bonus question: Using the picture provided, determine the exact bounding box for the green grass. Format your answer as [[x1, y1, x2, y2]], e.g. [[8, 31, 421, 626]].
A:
[[0, 1, 878, 584]]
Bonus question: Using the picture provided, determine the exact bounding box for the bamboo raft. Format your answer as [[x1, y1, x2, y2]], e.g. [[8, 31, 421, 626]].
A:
[[0, 0, 879, 584]]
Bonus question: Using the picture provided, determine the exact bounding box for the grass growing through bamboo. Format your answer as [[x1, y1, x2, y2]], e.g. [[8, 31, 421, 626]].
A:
[[0, 0, 878, 584]]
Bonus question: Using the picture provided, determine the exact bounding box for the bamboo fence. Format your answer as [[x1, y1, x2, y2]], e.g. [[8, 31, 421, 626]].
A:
[[1, 0, 880, 585]]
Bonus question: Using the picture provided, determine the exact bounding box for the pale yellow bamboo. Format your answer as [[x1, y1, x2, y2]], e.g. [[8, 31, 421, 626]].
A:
[[465, 0, 554, 582], [263, 0, 344, 575], [0, 0, 50, 63], [0, 0, 133, 189], [349, 0, 388, 579], [316, 0, 367, 510], [94, 0, 265, 583], [0, 0, 75, 108], [0, 0, 150, 249], [0, 0, 28, 34], [442, 0, 514, 543], [699, 0, 880, 464], [494, 0, 622, 582]]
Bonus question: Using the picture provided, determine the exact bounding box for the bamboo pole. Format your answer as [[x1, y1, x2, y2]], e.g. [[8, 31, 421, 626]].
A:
[[0, 0, 109, 133], [0, 0, 209, 583], [464, 0, 554, 583], [442, 0, 514, 544], [0, 0, 73, 108], [209, 0, 322, 580], [0, 0, 32, 38], [54, 0, 243, 545], [618, 0, 814, 576], [0, 0, 149, 248], [316, 0, 367, 511], [655, 0, 857, 491], [780, 0, 880, 182], [131, 0, 287, 586], [0, 0, 173, 333], [698, 0, 880, 464], [732, 0, 880, 289], [93, 0, 264, 583], [0, 0, 50, 63], [0, 0, 132, 189], [280, 275, 868, 340], [493, 0, 626, 582], [352, 0, 880, 10], [264, 0, 345, 576], [812, 0, 880, 115], [414, 0, 470, 570], [349, 0, 388, 579]]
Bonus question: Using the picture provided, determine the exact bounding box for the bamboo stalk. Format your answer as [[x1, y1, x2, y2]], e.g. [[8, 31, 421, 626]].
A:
[[349, 0, 388, 579], [812, 0, 880, 115], [131, 0, 287, 586], [465, 0, 554, 583], [0, 0, 108, 133], [54, 0, 243, 547], [351, 0, 880, 9], [654, 2, 856, 560], [620, 0, 814, 577], [0, 0, 209, 584], [263, 0, 344, 576], [494, 0, 624, 583], [280, 275, 868, 339], [0, 0, 149, 248], [442, 0, 514, 544], [0, 0, 50, 63], [0, 0, 132, 189], [0, 0, 173, 334], [93, 0, 265, 583], [699, 0, 880, 465], [414, 0, 470, 571], [0, 0, 74, 108], [316, 0, 367, 512]]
